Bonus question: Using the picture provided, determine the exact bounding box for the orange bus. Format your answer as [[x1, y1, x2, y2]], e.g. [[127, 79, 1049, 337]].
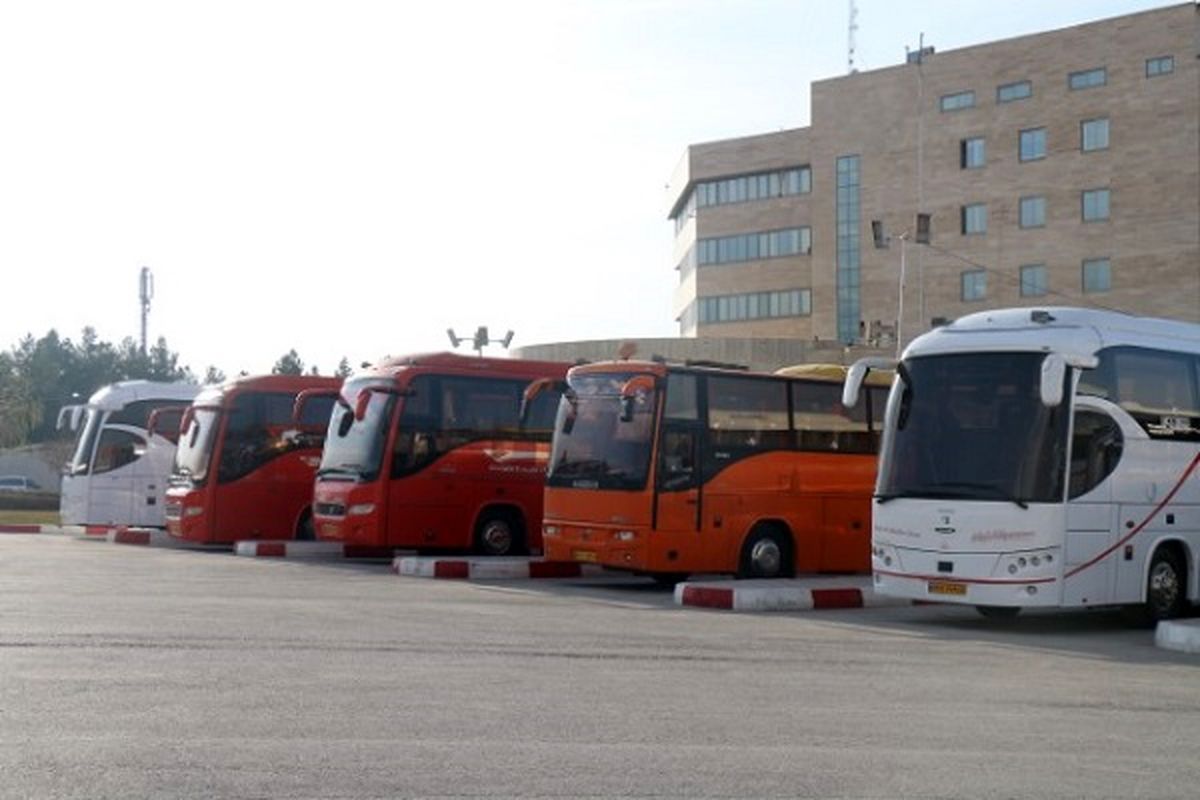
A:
[[539, 361, 891, 581], [311, 352, 569, 555], [164, 374, 341, 544]]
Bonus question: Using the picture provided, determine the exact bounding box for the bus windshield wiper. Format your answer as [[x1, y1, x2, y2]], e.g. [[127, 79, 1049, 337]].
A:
[[316, 465, 361, 479]]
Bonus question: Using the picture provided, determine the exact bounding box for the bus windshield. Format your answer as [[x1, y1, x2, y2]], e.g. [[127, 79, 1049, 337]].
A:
[[547, 373, 656, 491], [877, 352, 1069, 505], [67, 408, 103, 475], [318, 382, 396, 482], [173, 409, 220, 485]]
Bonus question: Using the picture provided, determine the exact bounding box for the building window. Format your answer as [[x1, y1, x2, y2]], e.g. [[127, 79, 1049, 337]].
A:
[[1068, 67, 1107, 90], [940, 90, 975, 112], [1082, 188, 1110, 222], [1019, 128, 1046, 161], [996, 80, 1032, 103], [1019, 196, 1046, 228], [836, 155, 861, 344], [961, 203, 987, 235], [961, 270, 987, 302], [960, 137, 985, 169], [1146, 55, 1174, 77], [1082, 258, 1111, 293], [697, 289, 812, 324], [693, 166, 811, 212], [1081, 118, 1109, 152], [697, 227, 811, 266], [1020, 264, 1048, 297]]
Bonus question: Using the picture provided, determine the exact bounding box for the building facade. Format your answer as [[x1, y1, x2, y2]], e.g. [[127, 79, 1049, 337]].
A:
[[668, 3, 1200, 347]]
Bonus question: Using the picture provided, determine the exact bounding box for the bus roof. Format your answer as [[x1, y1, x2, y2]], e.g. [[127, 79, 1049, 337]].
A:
[[195, 374, 343, 407], [85, 380, 200, 411], [571, 359, 894, 385], [774, 362, 894, 386], [351, 351, 571, 384], [906, 307, 1200, 363]]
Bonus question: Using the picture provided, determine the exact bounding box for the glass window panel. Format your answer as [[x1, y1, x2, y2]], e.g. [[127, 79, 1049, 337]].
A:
[[1020, 264, 1047, 297], [1082, 189, 1110, 222], [1082, 258, 1111, 293], [1069, 68, 1107, 90], [1081, 118, 1109, 152], [997, 80, 1032, 103], [1019, 128, 1046, 161], [1146, 56, 1174, 77], [1019, 196, 1046, 228]]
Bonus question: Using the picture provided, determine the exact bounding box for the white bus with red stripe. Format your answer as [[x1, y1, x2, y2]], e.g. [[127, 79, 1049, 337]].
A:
[[843, 307, 1200, 621]]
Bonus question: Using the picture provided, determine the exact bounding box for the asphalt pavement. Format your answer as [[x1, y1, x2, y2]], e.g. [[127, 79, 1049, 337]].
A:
[[1, 534, 1198, 799]]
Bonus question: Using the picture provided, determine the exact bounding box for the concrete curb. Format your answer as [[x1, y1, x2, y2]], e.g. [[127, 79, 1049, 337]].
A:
[[105, 528, 192, 548], [234, 540, 396, 559], [393, 556, 602, 580], [1155, 620, 1200, 655], [0, 523, 112, 536], [674, 576, 906, 612]]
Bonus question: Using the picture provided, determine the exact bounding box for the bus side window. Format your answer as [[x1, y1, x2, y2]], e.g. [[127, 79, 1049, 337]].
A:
[[659, 427, 698, 491], [93, 429, 147, 474], [1068, 410, 1123, 499]]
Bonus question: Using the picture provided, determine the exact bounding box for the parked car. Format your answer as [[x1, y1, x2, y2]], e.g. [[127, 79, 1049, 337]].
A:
[[0, 476, 41, 492]]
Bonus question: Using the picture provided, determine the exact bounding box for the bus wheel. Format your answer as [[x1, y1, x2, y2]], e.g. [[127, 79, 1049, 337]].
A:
[[737, 525, 793, 579], [475, 510, 524, 557], [975, 605, 1021, 620], [1145, 547, 1187, 622], [295, 510, 315, 541]]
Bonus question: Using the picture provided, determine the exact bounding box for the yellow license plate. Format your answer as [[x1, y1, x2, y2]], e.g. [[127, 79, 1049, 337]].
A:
[[927, 580, 967, 596], [572, 549, 598, 563], [320, 523, 340, 537]]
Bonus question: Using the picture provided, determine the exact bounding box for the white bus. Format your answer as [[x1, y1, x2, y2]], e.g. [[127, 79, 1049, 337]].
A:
[[59, 380, 201, 527], [844, 307, 1200, 621]]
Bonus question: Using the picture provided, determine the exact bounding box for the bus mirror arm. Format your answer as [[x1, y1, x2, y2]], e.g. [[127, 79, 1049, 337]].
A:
[[843, 357, 897, 408], [1040, 353, 1067, 407], [519, 379, 567, 426], [293, 389, 340, 425], [146, 405, 190, 439]]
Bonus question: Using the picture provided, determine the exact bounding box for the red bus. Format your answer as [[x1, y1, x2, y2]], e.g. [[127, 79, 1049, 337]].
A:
[[539, 361, 891, 582], [311, 352, 569, 554], [165, 374, 341, 544]]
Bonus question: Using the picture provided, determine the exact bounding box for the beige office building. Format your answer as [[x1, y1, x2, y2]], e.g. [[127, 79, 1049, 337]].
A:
[[668, 3, 1200, 348]]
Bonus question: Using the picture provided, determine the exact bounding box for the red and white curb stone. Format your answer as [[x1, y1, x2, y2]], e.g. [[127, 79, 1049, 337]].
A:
[[393, 556, 602, 580], [674, 576, 905, 612], [234, 540, 395, 559], [1155, 620, 1200, 655], [0, 523, 114, 536], [104, 527, 193, 547]]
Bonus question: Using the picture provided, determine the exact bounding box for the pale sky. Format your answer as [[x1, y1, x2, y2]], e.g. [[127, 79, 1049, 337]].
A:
[[0, 0, 1170, 377]]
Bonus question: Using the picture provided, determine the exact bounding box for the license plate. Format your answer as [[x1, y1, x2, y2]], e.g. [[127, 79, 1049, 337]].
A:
[[320, 523, 340, 537], [927, 580, 967, 596], [572, 549, 598, 563]]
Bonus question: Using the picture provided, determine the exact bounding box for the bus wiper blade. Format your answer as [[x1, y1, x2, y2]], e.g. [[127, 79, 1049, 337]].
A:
[[934, 482, 1029, 509], [316, 465, 361, 479]]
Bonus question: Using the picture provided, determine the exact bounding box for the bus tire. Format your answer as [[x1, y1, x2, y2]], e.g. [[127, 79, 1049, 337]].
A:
[[295, 508, 316, 541], [737, 524, 794, 580], [474, 508, 525, 557], [975, 605, 1021, 620], [1145, 546, 1187, 623]]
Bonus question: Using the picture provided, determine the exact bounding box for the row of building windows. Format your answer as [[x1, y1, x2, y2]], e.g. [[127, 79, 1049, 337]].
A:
[[673, 166, 811, 235], [697, 227, 812, 266], [959, 188, 1110, 234], [960, 258, 1112, 302], [697, 289, 812, 325], [939, 54, 1173, 112], [960, 118, 1108, 168]]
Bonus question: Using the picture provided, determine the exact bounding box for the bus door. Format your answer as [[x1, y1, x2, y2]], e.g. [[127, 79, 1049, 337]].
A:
[[1063, 401, 1123, 606], [88, 425, 146, 525], [388, 375, 457, 547], [654, 373, 702, 545]]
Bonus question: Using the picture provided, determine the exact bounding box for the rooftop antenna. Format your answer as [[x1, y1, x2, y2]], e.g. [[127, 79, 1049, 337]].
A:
[[139, 266, 154, 355], [847, 0, 859, 74]]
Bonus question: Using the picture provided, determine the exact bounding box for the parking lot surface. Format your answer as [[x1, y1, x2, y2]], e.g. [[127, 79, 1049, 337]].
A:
[[1, 534, 1198, 798]]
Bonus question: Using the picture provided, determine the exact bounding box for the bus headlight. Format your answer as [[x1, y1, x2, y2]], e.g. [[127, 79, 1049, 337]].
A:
[[184, 506, 204, 518], [347, 503, 375, 516], [614, 530, 636, 542], [998, 550, 1057, 578], [543, 525, 559, 537], [871, 543, 897, 569]]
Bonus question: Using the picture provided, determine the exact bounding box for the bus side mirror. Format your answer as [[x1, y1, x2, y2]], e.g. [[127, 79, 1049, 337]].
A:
[[57, 405, 84, 432], [354, 390, 373, 422], [843, 357, 896, 408], [618, 375, 655, 422], [1040, 353, 1066, 407], [181, 406, 196, 434]]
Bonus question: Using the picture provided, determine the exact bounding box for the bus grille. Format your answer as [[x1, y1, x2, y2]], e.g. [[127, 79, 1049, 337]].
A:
[[315, 502, 346, 517]]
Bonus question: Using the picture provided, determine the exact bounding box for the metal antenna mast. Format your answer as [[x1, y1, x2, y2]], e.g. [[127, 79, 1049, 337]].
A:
[[847, 0, 859, 74], [139, 266, 154, 355]]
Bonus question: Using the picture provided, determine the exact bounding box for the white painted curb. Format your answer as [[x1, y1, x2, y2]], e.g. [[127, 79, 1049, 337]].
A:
[[1155, 620, 1200, 655], [106, 527, 190, 547], [233, 540, 396, 559]]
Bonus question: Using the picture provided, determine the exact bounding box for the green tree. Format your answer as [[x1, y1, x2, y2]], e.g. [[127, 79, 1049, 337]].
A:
[[203, 366, 226, 385], [335, 357, 352, 378], [272, 350, 305, 376]]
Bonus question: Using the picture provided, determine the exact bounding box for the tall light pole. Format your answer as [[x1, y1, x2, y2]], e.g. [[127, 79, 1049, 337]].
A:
[[447, 326, 515, 357], [139, 266, 154, 355]]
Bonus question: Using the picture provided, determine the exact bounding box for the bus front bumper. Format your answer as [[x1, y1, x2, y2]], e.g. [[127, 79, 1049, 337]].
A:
[[872, 544, 1063, 607], [542, 520, 652, 572]]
